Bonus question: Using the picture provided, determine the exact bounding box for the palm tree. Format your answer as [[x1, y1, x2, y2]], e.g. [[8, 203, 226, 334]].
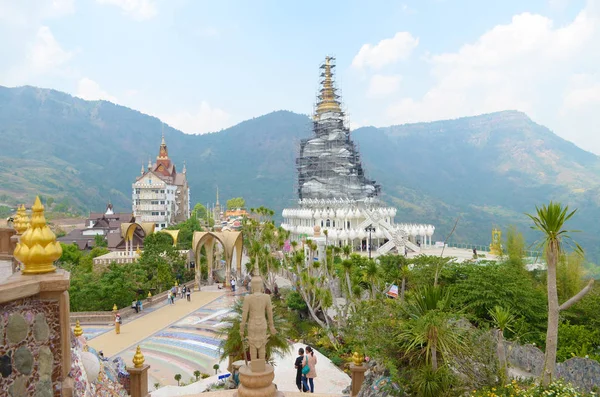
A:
[[174, 374, 182, 386], [398, 285, 466, 372], [364, 259, 379, 299], [213, 364, 220, 374], [489, 306, 515, 384], [193, 370, 201, 381], [527, 202, 594, 387], [342, 244, 351, 259], [217, 299, 291, 365]]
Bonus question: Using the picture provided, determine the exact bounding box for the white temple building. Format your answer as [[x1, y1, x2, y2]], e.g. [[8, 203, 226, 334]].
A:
[[281, 57, 434, 256]]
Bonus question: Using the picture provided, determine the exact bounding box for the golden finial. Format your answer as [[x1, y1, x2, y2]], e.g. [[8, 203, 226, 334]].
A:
[[147, 291, 152, 298], [133, 345, 145, 368], [112, 304, 118, 312], [136, 244, 141, 255], [352, 351, 364, 366], [13, 197, 61, 274], [315, 56, 342, 117], [175, 280, 179, 286], [13, 204, 30, 235], [74, 320, 83, 337]]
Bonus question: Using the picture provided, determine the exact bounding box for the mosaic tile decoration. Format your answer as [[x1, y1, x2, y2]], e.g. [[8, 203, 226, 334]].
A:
[[0, 297, 62, 397]]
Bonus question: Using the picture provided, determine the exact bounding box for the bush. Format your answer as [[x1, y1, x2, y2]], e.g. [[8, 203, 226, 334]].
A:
[[470, 379, 597, 396]]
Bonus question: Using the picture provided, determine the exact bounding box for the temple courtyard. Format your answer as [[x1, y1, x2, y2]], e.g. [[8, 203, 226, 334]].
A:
[[84, 286, 350, 395]]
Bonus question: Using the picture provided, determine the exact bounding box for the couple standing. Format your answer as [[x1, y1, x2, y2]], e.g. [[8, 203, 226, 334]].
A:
[[295, 346, 317, 393]]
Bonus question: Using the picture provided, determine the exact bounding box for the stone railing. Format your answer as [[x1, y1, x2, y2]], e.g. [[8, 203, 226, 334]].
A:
[[70, 280, 197, 324]]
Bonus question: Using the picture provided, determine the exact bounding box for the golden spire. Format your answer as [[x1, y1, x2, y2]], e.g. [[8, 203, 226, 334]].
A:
[[141, 163, 145, 175], [74, 320, 83, 337], [13, 197, 61, 274], [133, 345, 145, 368], [13, 204, 30, 235], [315, 56, 342, 117]]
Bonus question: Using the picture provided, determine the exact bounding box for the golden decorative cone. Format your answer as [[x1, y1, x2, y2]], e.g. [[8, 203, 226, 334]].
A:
[[13, 197, 60, 274], [13, 204, 30, 235], [73, 320, 83, 337], [112, 304, 118, 312], [147, 291, 152, 298], [352, 352, 364, 366], [315, 56, 342, 116], [133, 345, 145, 368], [175, 280, 178, 286]]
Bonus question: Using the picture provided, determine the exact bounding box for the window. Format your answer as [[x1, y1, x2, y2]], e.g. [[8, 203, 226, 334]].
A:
[[151, 201, 158, 205], [135, 188, 140, 194], [160, 212, 165, 215], [161, 190, 165, 193], [160, 201, 165, 204], [152, 212, 159, 216], [148, 179, 152, 184], [326, 219, 331, 227], [155, 223, 159, 227], [161, 223, 166, 228]]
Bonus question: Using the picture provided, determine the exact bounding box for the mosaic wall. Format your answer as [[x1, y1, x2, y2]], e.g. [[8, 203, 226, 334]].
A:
[[0, 297, 62, 397]]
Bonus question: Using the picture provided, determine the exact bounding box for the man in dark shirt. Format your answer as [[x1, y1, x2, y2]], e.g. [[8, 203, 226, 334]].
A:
[[294, 347, 308, 392]]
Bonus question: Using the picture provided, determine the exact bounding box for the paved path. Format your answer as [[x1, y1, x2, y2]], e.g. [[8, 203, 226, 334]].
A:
[[88, 290, 224, 358]]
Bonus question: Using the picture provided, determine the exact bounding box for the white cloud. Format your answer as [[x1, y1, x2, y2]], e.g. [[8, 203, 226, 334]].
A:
[[385, 3, 600, 152], [367, 74, 402, 98], [28, 26, 73, 73], [76, 78, 118, 102], [562, 74, 600, 111], [161, 101, 232, 134], [352, 32, 419, 70], [0, 0, 74, 25], [96, 0, 157, 20]]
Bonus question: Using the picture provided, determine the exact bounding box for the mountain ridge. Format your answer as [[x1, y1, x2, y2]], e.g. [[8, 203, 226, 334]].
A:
[[2, 85, 600, 258]]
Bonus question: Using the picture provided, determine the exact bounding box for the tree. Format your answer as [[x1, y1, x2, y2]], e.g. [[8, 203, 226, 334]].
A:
[[489, 306, 516, 383], [527, 202, 595, 386], [193, 370, 201, 381], [504, 225, 526, 269], [94, 234, 108, 248], [174, 374, 181, 386], [213, 364, 219, 374], [226, 197, 246, 209]]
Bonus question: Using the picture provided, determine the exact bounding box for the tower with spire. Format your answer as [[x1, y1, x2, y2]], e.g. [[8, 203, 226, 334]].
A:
[[281, 56, 435, 259], [296, 56, 380, 200], [132, 130, 190, 230], [213, 186, 221, 222]]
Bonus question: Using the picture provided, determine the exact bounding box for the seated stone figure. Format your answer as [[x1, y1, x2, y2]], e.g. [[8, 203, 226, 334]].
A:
[[239, 272, 277, 373]]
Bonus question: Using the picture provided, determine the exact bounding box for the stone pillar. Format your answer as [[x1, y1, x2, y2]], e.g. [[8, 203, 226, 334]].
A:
[[350, 363, 367, 397], [127, 365, 150, 397], [127, 346, 150, 397]]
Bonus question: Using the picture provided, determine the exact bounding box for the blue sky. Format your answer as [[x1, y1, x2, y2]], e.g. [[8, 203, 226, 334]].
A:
[[1, 0, 599, 152]]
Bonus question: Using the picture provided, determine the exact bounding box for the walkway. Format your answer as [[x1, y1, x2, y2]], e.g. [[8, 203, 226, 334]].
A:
[[88, 290, 224, 358]]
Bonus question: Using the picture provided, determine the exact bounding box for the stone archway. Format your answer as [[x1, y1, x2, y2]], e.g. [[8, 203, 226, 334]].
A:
[[157, 229, 179, 247], [192, 231, 242, 289]]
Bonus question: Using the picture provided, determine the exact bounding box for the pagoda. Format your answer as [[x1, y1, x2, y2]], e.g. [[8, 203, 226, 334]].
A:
[[282, 57, 435, 256]]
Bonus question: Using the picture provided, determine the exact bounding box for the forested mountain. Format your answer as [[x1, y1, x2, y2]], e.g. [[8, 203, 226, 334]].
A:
[[2, 85, 600, 258]]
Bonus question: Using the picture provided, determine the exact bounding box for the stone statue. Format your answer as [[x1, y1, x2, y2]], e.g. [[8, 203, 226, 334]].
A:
[[239, 271, 276, 373]]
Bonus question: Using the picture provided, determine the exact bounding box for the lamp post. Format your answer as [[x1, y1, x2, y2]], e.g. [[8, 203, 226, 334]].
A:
[[365, 225, 375, 259]]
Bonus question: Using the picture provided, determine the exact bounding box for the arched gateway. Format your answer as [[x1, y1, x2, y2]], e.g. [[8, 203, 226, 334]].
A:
[[192, 231, 243, 288]]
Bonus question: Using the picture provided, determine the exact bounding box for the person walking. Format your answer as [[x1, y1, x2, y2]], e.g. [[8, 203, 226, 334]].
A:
[[132, 300, 138, 313], [182, 285, 187, 299], [231, 277, 236, 293], [115, 313, 122, 334], [302, 346, 317, 393], [294, 347, 308, 392], [186, 286, 191, 301]]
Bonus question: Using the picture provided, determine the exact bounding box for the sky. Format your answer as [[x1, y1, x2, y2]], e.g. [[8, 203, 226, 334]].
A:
[[1, 0, 599, 153]]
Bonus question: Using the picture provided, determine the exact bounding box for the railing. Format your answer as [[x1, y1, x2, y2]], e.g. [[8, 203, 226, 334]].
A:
[[133, 193, 166, 200], [135, 204, 167, 211], [444, 242, 540, 258], [136, 215, 167, 223]]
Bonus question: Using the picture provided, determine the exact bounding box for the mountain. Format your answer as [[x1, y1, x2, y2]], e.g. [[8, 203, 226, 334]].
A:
[[2, 85, 600, 259]]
